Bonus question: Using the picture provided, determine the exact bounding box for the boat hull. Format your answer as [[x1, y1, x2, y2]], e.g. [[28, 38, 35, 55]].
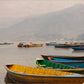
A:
[[63, 63, 84, 68], [50, 58, 84, 68], [72, 47, 84, 50], [7, 72, 84, 84], [41, 55, 84, 60], [28, 44, 43, 47], [17, 44, 43, 47], [0, 43, 13, 45], [46, 42, 57, 46], [5, 64, 84, 84], [55, 45, 80, 48]]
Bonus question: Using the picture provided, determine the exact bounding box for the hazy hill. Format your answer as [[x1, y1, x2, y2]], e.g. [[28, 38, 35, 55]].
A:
[[0, 17, 26, 29], [77, 34, 84, 40], [0, 4, 84, 41]]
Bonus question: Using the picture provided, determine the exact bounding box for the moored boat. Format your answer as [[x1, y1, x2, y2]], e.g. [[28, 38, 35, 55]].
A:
[[17, 43, 24, 47], [54, 42, 84, 48], [17, 43, 43, 48], [46, 42, 57, 46], [0, 42, 13, 45], [72, 47, 84, 50], [55, 44, 80, 48], [5, 64, 84, 84], [28, 44, 43, 47], [48, 57, 84, 68], [36, 58, 84, 74], [41, 54, 84, 60]]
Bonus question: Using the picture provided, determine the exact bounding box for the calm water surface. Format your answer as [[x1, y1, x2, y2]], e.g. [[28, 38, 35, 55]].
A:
[[0, 42, 84, 84]]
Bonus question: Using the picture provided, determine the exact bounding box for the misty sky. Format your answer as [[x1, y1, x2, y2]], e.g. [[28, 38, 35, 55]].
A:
[[0, 0, 84, 29], [0, 0, 84, 18]]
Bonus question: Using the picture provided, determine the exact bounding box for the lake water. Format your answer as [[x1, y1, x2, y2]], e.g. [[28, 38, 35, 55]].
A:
[[0, 41, 84, 84]]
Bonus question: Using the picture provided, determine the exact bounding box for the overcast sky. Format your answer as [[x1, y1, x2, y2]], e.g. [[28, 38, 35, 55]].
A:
[[0, 0, 84, 18]]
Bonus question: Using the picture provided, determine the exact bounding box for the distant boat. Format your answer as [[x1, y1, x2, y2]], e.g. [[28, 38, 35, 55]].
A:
[[5, 64, 84, 84], [72, 47, 84, 50], [0, 42, 13, 45], [17, 43, 23, 47], [41, 54, 84, 60], [17, 43, 43, 47], [36, 58, 84, 74], [55, 42, 84, 48], [55, 44, 81, 48], [46, 42, 57, 46], [48, 57, 84, 68], [28, 44, 43, 47]]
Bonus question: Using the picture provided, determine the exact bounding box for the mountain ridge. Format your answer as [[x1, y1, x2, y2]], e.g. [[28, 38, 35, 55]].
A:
[[0, 4, 84, 41]]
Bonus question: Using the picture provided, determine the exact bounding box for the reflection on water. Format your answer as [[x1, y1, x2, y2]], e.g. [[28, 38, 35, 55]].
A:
[[5, 73, 16, 84], [72, 50, 84, 54], [54, 47, 70, 50]]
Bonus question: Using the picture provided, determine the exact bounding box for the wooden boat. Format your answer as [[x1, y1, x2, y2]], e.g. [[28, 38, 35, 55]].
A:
[[0, 42, 13, 45], [36, 58, 84, 74], [17, 43, 43, 47], [28, 44, 43, 47], [72, 47, 84, 50], [17, 43, 24, 47], [5, 64, 84, 84], [48, 57, 84, 68], [41, 54, 84, 60], [55, 44, 80, 48], [46, 42, 57, 46], [55, 43, 84, 48]]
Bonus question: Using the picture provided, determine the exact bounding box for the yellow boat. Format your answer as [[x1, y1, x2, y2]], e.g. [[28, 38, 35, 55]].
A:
[[5, 64, 84, 83], [17, 43, 43, 48], [28, 44, 43, 47], [17, 43, 23, 47]]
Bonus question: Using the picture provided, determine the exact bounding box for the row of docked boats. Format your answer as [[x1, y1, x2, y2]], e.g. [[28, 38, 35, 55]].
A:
[[16, 41, 84, 50], [46, 42, 84, 50], [4, 41, 84, 83], [41, 55, 84, 68], [0, 41, 84, 50], [5, 54, 84, 83], [36, 58, 83, 74]]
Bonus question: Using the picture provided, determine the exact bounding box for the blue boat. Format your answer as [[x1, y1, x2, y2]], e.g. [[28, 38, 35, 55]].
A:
[[41, 54, 84, 60], [0, 43, 13, 45], [48, 58, 84, 68], [55, 44, 80, 48], [46, 42, 57, 46], [72, 47, 84, 50]]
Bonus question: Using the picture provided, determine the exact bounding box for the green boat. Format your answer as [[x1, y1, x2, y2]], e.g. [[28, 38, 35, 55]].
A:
[[36, 58, 84, 74]]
